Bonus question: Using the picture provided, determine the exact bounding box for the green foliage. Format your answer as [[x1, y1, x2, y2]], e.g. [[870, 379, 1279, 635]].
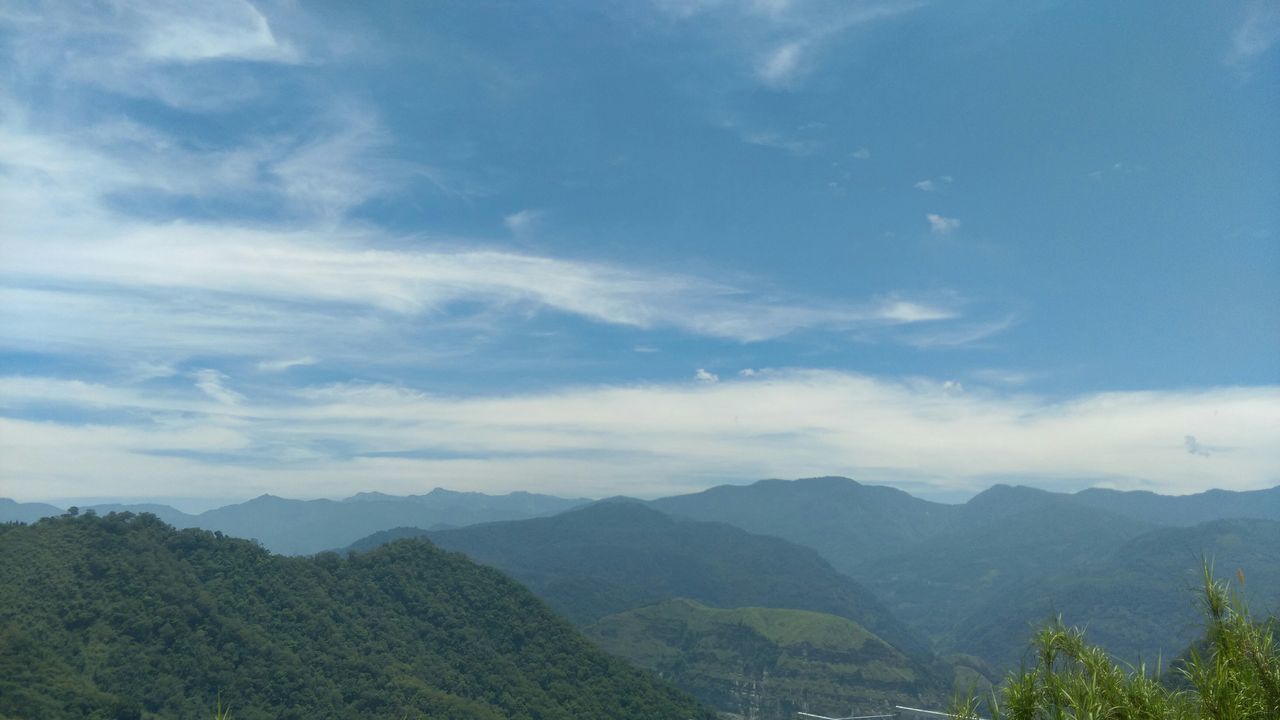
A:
[[0, 512, 713, 720], [588, 599, 947, 720], [951, 569, 1280, 720]]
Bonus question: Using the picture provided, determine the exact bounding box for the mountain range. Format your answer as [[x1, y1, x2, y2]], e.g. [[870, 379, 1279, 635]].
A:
[[649, 478, 1280, 671], [0, 489, 588, 555], [6, 476, 1277, 696]]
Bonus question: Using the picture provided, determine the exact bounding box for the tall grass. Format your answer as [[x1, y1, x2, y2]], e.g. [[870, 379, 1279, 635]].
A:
[[952, 566, 1279, 720]]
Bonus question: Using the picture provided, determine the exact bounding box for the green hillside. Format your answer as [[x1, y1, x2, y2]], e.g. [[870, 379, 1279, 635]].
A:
[[588, 599, 946, 720], [945, 518, 1280, 670], [852, 486, 1153, 643], [0, 512, 713, 720], [353, 500, 939, 666]]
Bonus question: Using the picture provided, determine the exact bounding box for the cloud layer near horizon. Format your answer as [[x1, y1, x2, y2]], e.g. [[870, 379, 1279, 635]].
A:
[[2, 370, 1276, 502], [1, 1, 1275, 505]]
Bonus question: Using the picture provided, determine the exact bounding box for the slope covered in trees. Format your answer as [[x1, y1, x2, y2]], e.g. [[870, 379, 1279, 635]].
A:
[[941, 518, 1280, 670], [588, 599, 947, 720], [648, 478, 1280, 673], [0, 512, 712, 720], [353, 500, 936, 664]]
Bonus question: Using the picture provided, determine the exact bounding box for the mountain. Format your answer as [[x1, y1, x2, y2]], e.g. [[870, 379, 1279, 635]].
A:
[[648, 476, 960, 576], [188, 490, 589, 554], [1070, 486, 1280, 526], [370, 501, 936, 663], [648, 479, 1280, 578], [0, 511, 713, 720], [851, 487, 1156, 648], [649, 478, 1280, 673], [0, 489, 588, 555], [420, 501, 921, 638], [0, 498, 64, 524], [588, 599, 946, 720], [945, 518, 1280, 670]]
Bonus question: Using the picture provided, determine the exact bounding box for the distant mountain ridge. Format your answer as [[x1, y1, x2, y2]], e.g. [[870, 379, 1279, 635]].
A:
[[649, 477, 1280, 577], [646, 477, 1280, 672], [1070, 486, 1280, 526], [0, 489, 588, 555]]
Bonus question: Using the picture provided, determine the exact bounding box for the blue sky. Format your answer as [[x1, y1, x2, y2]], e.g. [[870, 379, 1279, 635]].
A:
[[1, 0, 1277, 505]]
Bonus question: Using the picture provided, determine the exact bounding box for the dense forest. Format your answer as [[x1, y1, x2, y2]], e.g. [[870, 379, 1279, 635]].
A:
[[0, 512, 712, 720]]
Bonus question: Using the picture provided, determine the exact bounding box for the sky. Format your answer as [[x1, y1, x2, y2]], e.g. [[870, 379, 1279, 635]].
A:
[[1, 0, 1277, 506]]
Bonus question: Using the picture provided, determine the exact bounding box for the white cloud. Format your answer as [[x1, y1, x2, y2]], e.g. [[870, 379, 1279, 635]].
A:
[[136, 0, 298, 64], [695, 368, 720, 383], [2, 372, 1276, 500], [257, 357, 317, 373], [757, 41, 804, 87], [850, 146, 871, 160], [926, 213, 961, 234], [914, 176, 952, 192], [192, 369, 246, 405], [1, 1, 309, 112]]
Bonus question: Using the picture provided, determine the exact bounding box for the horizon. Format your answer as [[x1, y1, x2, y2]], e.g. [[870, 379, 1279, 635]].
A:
[[2, 1, 1277, 502], [14, 475, 1280, 515]]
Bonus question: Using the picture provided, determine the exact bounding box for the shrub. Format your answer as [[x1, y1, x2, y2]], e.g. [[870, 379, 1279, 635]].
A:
[[953, 566, 1279, 720]]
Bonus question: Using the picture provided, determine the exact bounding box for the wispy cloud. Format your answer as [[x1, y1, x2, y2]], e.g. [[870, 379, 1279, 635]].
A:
[[504, 208, 546, 233], [193, 369, 246, 405], [757, 41, 804, 87], [926, 213, 961, 234], [257, 357, 317, 373], [2, 0, 307, 111], [655, 0, 921, 89], [901, 315, 1018, 349], [1228, 2, 1280, 66], [694, 368, 720, 383], [738, 128, 819, 155], [914, 175, 951, 192], [2, 372, 1276, 500]]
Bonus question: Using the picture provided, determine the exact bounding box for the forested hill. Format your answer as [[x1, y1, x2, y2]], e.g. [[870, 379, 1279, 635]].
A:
[[350, 502, 940, 668], [588, 600, 950, 719], [0, 512, 713, 720]]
